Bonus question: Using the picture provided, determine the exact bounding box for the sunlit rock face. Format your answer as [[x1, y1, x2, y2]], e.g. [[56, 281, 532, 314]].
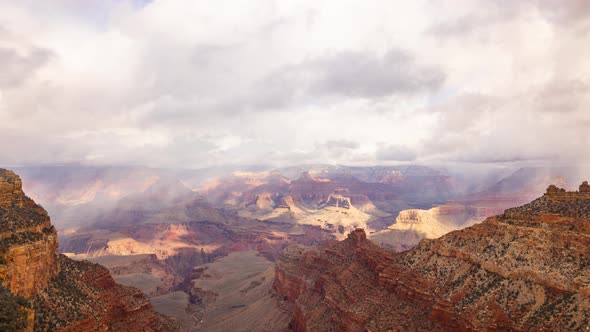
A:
[[0, 169, 177, 331], [0, 169, 24, 208], [0, 169, 59, 299], [275, 183, 590, 331], [369, 167, 574, 251]]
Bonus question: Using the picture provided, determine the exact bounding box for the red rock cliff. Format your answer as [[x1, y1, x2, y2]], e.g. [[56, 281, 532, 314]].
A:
[[33, 256, 177, 331], [275, 184, 590, 331], [0, 169, 60, 299], [0, 169, 177, 331]]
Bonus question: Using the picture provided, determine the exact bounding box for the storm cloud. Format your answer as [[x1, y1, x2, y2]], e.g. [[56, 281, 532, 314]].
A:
[[0, 0, 589, 168]]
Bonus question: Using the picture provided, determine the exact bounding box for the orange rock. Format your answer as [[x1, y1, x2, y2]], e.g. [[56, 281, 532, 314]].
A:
[[0, 169, 24, 207], [275, 186, 590, 331], [0, 170, 59, 298], [0, 169, 177, 331]]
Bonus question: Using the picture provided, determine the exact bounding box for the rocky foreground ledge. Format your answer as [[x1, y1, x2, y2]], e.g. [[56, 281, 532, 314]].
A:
[[274, 182, 590, 331], [0, 169, 177, 331]]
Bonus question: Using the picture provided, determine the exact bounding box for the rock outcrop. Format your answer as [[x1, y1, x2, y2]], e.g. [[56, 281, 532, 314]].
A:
[[0, 169, 176, 331], [33, 256, 177, 331], [370, 188, 541, 251], [0, 169, 24, 207], [320, 194, 351, 209], [544, 182, 590, 201], [275, 183, 590, 331], [0, 169, 59, 299]]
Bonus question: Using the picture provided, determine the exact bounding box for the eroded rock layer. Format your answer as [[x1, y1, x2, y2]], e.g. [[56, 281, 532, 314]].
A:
[[0, 169, 24, 207], [0, 169, 60, 299], [275, 184, 590, 331], [33, 256, 177, 331], [0, 169, 176, 331]]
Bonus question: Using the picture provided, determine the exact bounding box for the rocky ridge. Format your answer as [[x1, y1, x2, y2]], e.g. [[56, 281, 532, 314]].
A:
[[274, 182, 590, 331], [33, 255, 177, 331], [0, 169, 176, 331], [0, 169, 60, 299]]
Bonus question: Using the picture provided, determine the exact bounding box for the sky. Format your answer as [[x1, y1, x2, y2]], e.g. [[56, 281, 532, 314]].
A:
[[0, 0, 589, 169]]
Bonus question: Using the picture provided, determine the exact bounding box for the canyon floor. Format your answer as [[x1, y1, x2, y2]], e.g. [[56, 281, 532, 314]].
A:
[[140, 251, 291, 332], [189, 251, 290, 332]]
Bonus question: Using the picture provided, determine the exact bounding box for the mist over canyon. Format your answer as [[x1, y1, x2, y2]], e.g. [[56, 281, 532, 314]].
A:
[[0, 163, 588, 330], [2, 0, 590, 331]]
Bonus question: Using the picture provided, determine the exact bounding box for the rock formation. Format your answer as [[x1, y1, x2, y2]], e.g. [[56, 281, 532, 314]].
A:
[[320, 194, 351, 209], [274, 183, 590, 331], [0, 169, 24, 207], [0, 169, 176, 331], [0, 169, 59, 299], [33, 256, 177, 331], [369, 207, 457, 251]]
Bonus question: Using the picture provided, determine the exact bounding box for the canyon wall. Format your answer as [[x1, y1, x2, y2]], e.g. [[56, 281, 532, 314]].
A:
[[275, 184, 590, 331], [33, 256, 176, 331], [0, 170, 24, 207], [0, 169, 176, 331], [0, 169, 60, 299]]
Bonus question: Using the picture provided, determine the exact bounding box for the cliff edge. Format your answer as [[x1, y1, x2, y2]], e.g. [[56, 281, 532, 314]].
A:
[[275, 182, 590, 331], [0, 169, 177, 331], [0, 169, 59, 299]]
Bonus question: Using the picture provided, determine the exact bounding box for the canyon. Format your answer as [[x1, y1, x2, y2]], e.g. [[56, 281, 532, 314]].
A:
[[4, 164, 587, 330], [0, 169, 176, 331], [274, 182, 590, 331]]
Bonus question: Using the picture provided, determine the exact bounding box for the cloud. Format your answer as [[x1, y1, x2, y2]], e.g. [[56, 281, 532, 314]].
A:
[[201, 48, 446, 114], [322, 140, 360, 150], [426, 4, 520, 38], [534, 79, 590, 113], [535, 0, 590, 24], [420, 90, 590, 164], [307, 50, 445, 98], [259, 49, 445, 105], [0, 45, 52, 88], [312, 140, 362, 160], [0, 0, 589, 168], [426, 1, 590, 39], [376, 144, 417, 162]]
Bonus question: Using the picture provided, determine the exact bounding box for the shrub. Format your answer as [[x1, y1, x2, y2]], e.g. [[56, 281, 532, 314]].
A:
[[0, 285, 28, 331]]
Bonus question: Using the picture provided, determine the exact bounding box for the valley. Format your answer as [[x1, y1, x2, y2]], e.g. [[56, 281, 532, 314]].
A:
[[3, 165, 589, 331], [0, 169, 176, 331]]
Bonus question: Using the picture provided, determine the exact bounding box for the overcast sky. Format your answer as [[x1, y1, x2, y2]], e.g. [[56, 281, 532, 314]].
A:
[[0, 0, 589, 168]]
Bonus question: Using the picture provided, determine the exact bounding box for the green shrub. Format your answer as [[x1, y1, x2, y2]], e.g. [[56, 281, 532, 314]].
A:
[[0, 285, 28, 331]]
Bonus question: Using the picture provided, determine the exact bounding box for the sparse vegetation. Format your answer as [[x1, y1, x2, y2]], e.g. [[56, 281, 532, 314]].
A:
[[0, 198, 49, 232], [0, 284, 28, 332], [32, 257, 98, 331]]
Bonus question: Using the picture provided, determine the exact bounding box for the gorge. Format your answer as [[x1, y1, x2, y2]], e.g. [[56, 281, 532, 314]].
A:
[[0, 169, 176, 331]]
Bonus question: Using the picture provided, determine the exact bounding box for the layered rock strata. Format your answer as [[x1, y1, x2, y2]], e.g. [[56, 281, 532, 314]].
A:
[[0, 169, 176, 331], [0, 169, 60, 299], [275, 183, 590, 331], [33, 256, 177, 331]]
